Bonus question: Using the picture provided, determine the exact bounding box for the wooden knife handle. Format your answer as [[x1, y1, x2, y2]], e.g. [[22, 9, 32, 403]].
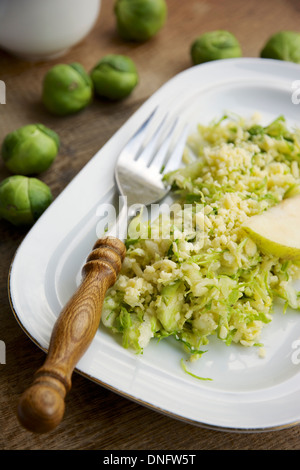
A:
[[17, 236, 126, 433]]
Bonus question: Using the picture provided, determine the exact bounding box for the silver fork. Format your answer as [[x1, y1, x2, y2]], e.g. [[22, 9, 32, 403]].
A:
[[107, 108, 189, 240], [17, 108, 189, 434]]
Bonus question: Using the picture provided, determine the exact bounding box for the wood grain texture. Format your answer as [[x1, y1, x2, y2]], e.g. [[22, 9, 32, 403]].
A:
[[2, 0, 300, 450], [17, 237, 125, 433]]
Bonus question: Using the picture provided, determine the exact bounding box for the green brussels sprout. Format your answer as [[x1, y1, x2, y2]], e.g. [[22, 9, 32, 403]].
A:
[[114, 0, 167, 42], [42, 62, 93, 115], [0, 175, 53, 226], [90, 54, 138, 100], [2, 124, 59, 175], [191, 30, 242, 65], [260, 31, 300, 63]]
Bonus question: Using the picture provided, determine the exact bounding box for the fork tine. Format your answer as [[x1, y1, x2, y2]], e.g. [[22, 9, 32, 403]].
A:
[[149, 117, 178, 172], [162, 124, 189, 174], [135, 111, 169, 166], [119, 106, 158, 160]]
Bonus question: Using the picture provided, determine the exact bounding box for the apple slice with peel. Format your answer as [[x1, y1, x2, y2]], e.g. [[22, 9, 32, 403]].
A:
[[243, 195, 300, 260]]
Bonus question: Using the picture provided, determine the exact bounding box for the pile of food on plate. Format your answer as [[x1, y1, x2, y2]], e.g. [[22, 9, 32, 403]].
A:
[[102, 113, 300, 360]]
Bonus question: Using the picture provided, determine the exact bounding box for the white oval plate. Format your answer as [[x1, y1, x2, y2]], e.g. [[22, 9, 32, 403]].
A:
[[9, 58, 300, 432]]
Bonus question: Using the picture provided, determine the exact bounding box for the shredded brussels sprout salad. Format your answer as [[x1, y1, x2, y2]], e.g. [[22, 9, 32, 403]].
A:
[[102, 113, 300, 362]]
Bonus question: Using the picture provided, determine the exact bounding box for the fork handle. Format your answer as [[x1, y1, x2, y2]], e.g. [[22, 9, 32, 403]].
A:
[[17, 237, 126, 433]]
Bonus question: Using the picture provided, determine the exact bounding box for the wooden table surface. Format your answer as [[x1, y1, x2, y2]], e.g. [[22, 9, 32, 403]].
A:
[[2, 0, 300, 451]]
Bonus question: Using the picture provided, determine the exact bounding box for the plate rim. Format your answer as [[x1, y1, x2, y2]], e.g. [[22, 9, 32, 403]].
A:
[[8, 57, 300, 433]]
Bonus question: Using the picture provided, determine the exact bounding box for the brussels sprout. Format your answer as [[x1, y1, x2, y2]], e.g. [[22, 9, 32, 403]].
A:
[[260, 31, 300, 63], [42, 63, 93, 115], [2, 124, 59, 175], [0, 175, 53, 226], [90, 54, 138, 100], [191, 30, 242, 65], [114, 0, 167, 42]]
